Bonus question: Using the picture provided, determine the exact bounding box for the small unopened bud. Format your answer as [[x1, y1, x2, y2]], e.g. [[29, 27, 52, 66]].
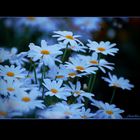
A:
[[83, 83, 88, 90]]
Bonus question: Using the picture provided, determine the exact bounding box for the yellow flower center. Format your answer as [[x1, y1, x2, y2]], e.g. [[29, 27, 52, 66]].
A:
[[97, 47, 106, 52], [68, 72, 76, 77], [64, 111, 72, 115], [0, 111, 7, 116], [7, 72, 15, 77], [27, 17, 36, 21], [112, 83, 120, 88], [65, 35, 74, 40], [106, 110, 113, 115], [41, 50, 50, 55], [70, 46, 75, 49], [51, 88, 58, 94], [56, 75, 64, 79], [81, 115, 87, 119], [22, 97, 31, 102], [75, 91, 81, 95], [76, 66, 85, 71], [7, 87, 15, 92], [90, 60, 98, 64]]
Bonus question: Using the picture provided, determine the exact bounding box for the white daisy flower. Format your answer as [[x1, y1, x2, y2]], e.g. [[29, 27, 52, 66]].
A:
[[56, 63, 85, 78], [0, 78, 28, 96], [66, 69, 80, 78], [52, 31, 83, 46], [93, 102, 124, 119], [28, 40, 63, 67], [87, 40, 118, 56], [67, 43, 87, 52], [79, 52, 114, 73], [98, 59, 114, 73], [79, 107, 95, 119], [102, 72, 134, 90], [47, 64, 68, 81], [56, 42, 67, 50], [64, 81, 94, 101], [9, 47, 28, 66], [49, 101, 84, 119], [47, 64, 83, 81], [21, 71, 39, 89], [9, 89, 45, 113], [0, 98, 22, 118], [0, 65, 26, 80], [0, 48, 10, 63], [86, 52, 99, 66], [43, 79, 71, 100], [91, 99, 105, 109], [9, 47, 18, 55], [65, 56, 98, 75], [0, 99, 12, 118], [37, 108, 66, 119]]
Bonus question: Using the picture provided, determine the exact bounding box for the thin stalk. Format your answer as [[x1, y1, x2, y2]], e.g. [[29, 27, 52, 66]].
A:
[[87, 74, 93, 92], [89, 73, 97, 93], [110, 87, 117, 104], [33, 62, 38, 84], [42, 64, 46, 99], [76, 76, 79, 83], [84, 97, 89, 108], [87, 53, 101, 93], [61, 44, 69, 63], [27, 64, 32, 77]]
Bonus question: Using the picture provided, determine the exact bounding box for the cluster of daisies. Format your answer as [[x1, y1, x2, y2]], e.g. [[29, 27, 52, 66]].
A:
[[3, 17, 102, 33], [2, 17, 103, 41], [0, 31, 134, 119], [3, 17, 58, 32]]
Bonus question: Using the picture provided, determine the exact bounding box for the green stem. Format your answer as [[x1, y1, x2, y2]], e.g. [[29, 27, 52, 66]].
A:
[[69, 77, 75, 83], [43, 65, 46, 79], [110, 87, 116, 104], [87, 53, 101, 93], [42, 65, 46, 99], [84, 97, 89, 108], [87, 74, 93, 91], [98, 53, 101, 60], [89, 73, 97, 93], [76, 76, 79, 83], [33, 62, 38, 84], [61, 44, 69, 63], [27, 64, 32, 77], [49, 96, 54, 105]]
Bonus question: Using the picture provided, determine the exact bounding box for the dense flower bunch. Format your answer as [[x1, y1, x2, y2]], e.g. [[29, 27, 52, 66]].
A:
[[1, 17, 103, 42], [3, 17, 58, 32], [0, 31, 134, 119]]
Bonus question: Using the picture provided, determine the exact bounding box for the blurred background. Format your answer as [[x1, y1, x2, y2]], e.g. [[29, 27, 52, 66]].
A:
[[0, 17, 140, 118]]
